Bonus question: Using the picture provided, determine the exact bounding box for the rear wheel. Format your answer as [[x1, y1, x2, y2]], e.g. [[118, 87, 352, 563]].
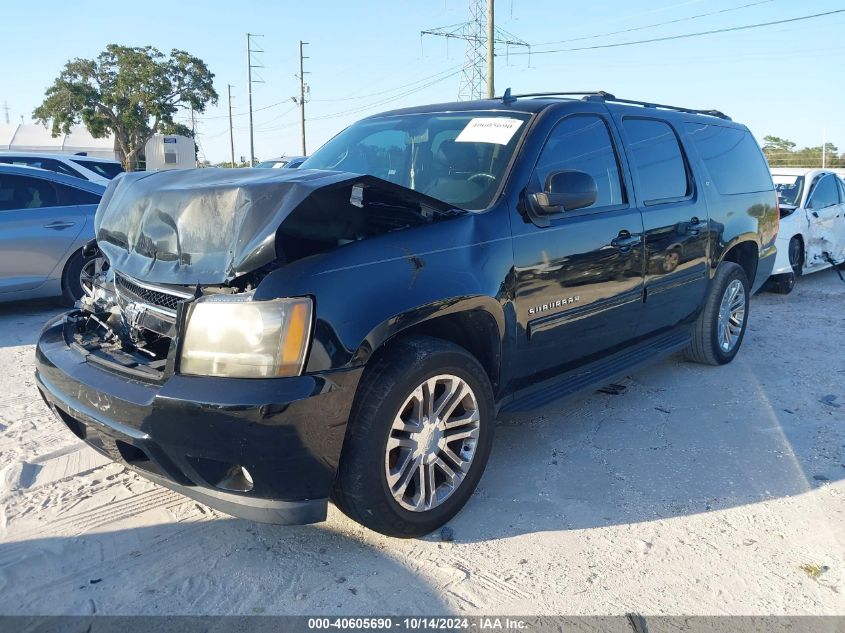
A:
[[685, 262, 749, 366], [767, 273, 796, 295], [332, 336, 494, 538]]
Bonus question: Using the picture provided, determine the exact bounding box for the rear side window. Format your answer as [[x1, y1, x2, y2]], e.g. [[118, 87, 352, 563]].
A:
[[57, 184, 101, 206], [685, 123, 772, 194], [70, 159, 124, 179], [622, 118, 689, 204], [534, 114, 625, 210]]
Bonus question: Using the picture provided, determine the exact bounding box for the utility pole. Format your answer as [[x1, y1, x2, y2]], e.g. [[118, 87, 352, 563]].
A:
[[298, 41, 309, 156], [227, 84, 236, 167], [486, 0, 494, 98], [246, 33, 264, 166], [2, 101, 9, 125], [422, 0, 528, 101], [822, 127, 827, 168]]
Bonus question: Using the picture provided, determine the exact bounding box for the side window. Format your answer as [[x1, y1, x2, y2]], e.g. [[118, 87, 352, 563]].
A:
[[0, 175, 60, 211], [622, 118, 689, 204], [533, 115, 625, 210], [685, 123, 772, 194], [56, 184, 101, 206], [836, 178, 845, 203], [808, 175, 838, 209]]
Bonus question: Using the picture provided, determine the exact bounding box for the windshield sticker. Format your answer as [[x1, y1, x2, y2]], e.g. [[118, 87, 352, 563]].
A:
[[455, 117, 524, 145]]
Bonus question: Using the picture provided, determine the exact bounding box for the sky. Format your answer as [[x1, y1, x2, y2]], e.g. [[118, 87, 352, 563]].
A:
[[1, 0, 843, 164]]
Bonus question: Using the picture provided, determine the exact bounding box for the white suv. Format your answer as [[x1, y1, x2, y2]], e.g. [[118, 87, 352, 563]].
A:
[[0, 152, 123, 185]]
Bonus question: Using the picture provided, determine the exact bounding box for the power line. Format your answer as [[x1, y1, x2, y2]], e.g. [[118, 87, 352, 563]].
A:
[[311, 64, 462, 102], [533, 0, 775, 47], [513, 9, 845, 56]]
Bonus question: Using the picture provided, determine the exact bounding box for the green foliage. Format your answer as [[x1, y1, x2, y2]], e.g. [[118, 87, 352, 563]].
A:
[[33, 45, 217, 171], [763, 135, 844, 168]]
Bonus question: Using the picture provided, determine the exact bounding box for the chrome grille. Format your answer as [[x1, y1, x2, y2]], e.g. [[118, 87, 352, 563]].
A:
[[114, 273, 190, 313]]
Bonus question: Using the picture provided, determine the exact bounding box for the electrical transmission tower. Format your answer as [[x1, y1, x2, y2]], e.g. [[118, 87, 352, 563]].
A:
[[422, 0, 529, 100], [246, 33, 265, 166]]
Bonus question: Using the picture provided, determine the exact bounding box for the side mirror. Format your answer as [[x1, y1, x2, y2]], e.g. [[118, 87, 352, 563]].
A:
[[531, 170, 597, 215]]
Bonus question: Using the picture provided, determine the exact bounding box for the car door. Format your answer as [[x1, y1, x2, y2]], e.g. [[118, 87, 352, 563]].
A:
[[614, 116, 710, 336], [511, 112, 645, 387], [834, 178, 845, 262], [805, 174, 844, 267], [0, 173, 90, 293], [806, 174, 843, 268]]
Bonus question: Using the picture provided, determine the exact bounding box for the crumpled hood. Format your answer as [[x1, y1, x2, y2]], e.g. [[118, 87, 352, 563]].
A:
[[95, 168, 458, 285]]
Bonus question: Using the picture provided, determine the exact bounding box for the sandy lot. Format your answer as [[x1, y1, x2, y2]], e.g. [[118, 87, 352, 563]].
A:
[[0, 271, 843, 616]]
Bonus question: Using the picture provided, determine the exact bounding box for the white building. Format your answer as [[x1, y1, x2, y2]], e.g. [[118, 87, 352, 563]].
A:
[[144, 134, 196, 170], [0, 123, 117, 160]]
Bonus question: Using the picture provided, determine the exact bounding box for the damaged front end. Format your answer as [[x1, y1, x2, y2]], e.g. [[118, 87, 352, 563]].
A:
[[71, 168, 462, 380]]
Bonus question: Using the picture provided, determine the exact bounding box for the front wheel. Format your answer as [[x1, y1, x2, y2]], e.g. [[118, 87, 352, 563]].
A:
[[61, 249, 107, 306], [685, 262, 749, 366], [332, 336, 495, 537]]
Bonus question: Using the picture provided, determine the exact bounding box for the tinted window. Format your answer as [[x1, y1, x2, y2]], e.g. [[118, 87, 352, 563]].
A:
[[534, 115, 624, 210], [0, 175, 59, 211], [837, 178, 845, 203], [70, 159, 124, 179], [57, 184, 101, 206], [622, 118, 689, 203], [685, 123, 772, 194], [808, 175, 839, 209], [0, 156, 85, 179]]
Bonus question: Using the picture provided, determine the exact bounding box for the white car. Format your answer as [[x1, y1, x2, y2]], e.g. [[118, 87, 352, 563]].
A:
[[0, 152, 123, 186], [768, 168, 845, 293]]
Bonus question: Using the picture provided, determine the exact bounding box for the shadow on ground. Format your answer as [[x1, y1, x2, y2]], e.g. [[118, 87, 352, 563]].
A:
[[0, 519, 448, 615]]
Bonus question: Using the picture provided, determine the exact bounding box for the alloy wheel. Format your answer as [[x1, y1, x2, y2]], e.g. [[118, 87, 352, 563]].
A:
[[384, 374, 480, 512], [717, 279, 746, 353], [79, 257, 106, 298]]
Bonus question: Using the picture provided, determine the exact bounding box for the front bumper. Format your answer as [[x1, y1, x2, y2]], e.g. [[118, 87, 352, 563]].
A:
[[35, 314, 363, 525]]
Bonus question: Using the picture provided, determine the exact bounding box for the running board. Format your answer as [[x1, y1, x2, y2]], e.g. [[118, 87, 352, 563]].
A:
[[500, 330, 691, 413]]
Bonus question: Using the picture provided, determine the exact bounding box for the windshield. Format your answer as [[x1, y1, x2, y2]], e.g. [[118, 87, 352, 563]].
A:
[[772, 175, 804, 207], [299, 111, 531, 209], [256, 160, 287, 168], [71, 158, 124, 179]]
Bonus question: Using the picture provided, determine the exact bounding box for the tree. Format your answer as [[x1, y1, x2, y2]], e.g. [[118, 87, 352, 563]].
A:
[[34, 45, 217, 171]]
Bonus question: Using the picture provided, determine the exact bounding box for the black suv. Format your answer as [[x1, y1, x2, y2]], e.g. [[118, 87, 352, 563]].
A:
[[36, 92, 778, 537]]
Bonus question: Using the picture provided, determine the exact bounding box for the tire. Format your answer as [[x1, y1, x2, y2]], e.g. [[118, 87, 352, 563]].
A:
[[685, 262, 750, 366], [332, 335, 495, 538], [61, 249, 105, 306], [788, 236, 803, 277], [766, 272, 795, 295]]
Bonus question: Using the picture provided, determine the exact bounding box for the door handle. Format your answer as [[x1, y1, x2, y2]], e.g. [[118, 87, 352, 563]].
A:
[[44, 221, 76, 230], [686, 217, 702, 235], [611, 230, 640, 249]]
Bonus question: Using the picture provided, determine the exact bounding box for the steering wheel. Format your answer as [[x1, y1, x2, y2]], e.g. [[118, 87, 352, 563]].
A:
[[467, 173, 497, 185]]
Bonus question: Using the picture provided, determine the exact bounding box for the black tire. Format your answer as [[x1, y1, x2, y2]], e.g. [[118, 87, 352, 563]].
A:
[[788, 236, 804, 277], [685, 262, 750, 366], [766, 272, 796, 295], [332, 335, 495, 538], [61, 249, 101, 306]]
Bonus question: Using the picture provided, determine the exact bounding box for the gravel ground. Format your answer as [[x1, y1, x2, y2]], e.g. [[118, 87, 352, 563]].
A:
[[0, 270, 843, 616]]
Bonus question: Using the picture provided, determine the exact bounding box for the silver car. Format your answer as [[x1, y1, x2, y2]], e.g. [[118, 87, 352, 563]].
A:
[[0, 164, 105, 304]]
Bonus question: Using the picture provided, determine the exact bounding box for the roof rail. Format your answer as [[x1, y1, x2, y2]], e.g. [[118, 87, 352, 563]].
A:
[[498, 89, 731, 121]]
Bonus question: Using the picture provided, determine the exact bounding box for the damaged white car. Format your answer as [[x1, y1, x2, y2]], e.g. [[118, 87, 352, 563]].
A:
[[767, 168, 845, 293]]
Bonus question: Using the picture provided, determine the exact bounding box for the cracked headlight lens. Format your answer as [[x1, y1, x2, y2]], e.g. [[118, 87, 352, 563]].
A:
[[179, 294, 312, 378]]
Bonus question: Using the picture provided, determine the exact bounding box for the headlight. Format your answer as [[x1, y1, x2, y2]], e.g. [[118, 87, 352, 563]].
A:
[[179, 294, 312, 378]]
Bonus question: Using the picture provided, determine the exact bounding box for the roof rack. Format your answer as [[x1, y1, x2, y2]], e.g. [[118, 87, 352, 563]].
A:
[[499, 88, 731, 121]]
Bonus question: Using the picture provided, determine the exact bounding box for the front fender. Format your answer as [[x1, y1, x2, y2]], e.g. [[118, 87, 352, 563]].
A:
[[252, 207, 514, 374]]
